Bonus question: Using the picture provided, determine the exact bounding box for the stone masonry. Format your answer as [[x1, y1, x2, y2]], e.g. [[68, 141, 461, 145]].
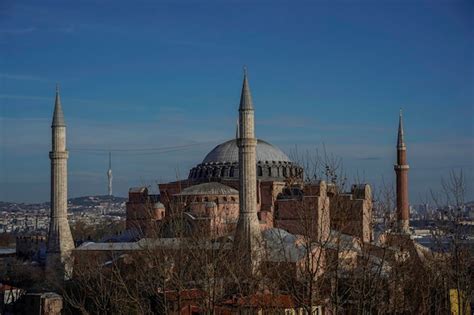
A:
[[46, 85, 75, 277]]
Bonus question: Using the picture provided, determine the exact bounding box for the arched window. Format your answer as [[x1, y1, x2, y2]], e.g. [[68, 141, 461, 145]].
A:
[[257, 166, 263, 176], [229, 166, 235, 177]]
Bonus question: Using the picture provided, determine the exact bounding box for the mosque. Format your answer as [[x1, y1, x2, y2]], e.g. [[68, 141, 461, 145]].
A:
[[126, 136, 373, 242], [27, 68, 424, 314]]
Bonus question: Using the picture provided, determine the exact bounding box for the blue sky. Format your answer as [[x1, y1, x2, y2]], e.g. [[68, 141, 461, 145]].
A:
[[0, 0, 472, 203]]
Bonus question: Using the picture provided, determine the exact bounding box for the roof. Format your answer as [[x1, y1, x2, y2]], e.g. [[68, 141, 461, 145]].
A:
[[99, 228, 141, 243], [177, 182, 238, 196], [163, 289, 207, 301], [0, 284, 20, 292], [0, 248, 16, 256], [74, 238, 233, 252], [202, 139, 291, 164], [154, 202, 165, 208], [326, 230, 362, 253], [223, 294, 297, 308], [129, 187, 148, 193], [262, 228, 309, 262]]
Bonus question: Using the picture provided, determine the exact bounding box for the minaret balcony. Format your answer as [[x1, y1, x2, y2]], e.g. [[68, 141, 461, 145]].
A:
[[49, 151, 69, 159], [394, 164, 409, 170]]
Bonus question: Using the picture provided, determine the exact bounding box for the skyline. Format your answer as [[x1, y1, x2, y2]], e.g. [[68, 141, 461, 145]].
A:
[[1, 0, 473, 203]]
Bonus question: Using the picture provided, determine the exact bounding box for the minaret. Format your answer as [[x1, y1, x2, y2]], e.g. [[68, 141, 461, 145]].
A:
[[394, 109, 410, 233], [107, 152, 113, 196], [234, 67, 262, 274], [46, 85, 75, 277]]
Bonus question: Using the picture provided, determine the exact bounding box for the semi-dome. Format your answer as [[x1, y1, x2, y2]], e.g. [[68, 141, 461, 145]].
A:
[[188, 138, 303, 182], [203, 139, 291, 164], [178, 182, 238, 196]]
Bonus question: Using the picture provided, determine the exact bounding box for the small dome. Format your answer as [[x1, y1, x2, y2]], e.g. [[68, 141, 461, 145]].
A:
[[154, 202, 165, 209], [203, 139, 291, 164], [178, 182, 238, 196]]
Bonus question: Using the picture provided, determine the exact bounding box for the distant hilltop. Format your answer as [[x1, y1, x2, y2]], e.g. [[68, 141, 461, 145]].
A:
[[0, 195, 128, 212], [68, 195, 128, 206]]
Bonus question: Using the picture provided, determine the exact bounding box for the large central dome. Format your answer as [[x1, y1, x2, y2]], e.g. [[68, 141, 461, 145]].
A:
[[203, 139, 291, 164], [188, 139, 302, 182]]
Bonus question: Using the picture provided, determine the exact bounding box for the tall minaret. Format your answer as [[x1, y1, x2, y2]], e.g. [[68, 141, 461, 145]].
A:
[[394, 109, 410, 233], [46, 85, 75, 277], [234, 67, 262, 274], [107, 152, 113, 196]]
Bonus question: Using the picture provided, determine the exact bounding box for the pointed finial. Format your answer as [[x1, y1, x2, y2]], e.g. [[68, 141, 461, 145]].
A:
[[56, 83, 60, 94], [243, 65, 248, 77]]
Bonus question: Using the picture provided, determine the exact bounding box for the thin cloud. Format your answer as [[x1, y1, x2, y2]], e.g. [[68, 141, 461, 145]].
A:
[[0, 94, 50, 101], [0, 116, 49, 122], [0, 73, 50, 82], [0, 27, 36, 34], [356, 156, 383, 161]]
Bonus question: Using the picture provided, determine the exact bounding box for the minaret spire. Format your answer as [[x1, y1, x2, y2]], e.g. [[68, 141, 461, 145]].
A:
[[394, 108, 410, 233], [397, 108, 405, 148], [47, 84, 75, 278], [52, 83, 65, 127], [234, 67, 262, 275], [239, 66, 254, 110]]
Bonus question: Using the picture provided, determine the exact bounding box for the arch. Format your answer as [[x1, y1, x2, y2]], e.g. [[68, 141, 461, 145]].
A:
[[257, 165, 263, 176]]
